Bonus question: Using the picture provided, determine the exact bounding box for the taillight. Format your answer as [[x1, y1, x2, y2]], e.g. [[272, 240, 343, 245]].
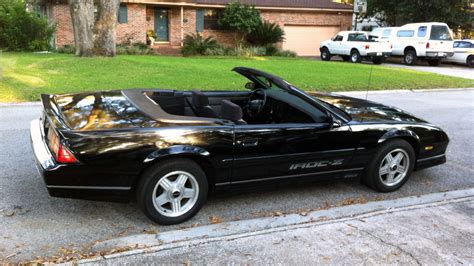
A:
[[57, 144, 78, 164], [364, 44, 370, 50], [426, 42, 430, 49], [48, 127, 78, 164]]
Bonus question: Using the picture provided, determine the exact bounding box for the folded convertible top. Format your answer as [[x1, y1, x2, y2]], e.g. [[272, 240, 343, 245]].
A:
[[122, 90, 220, 125]]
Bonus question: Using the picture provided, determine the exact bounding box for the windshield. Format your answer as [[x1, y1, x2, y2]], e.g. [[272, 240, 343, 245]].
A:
[[430, 25, 452, 41]]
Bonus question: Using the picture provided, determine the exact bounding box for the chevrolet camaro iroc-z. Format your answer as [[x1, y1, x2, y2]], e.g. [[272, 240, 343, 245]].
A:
[[30, 67, 449, 224]]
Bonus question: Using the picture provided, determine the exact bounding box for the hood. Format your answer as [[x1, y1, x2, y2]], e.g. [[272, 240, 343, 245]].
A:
[[311, 92, 428, 124]]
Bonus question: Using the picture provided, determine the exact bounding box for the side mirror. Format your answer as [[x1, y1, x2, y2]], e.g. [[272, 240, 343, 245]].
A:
[[245, 82, 256, 90], [327, 112, 342, 129]]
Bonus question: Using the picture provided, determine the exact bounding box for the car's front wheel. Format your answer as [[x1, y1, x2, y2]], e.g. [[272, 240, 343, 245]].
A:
[[320, 47, 332, 61], [363, 139, 415, 192], [137, 159, 208, 225], [467, 55, 474, 67]]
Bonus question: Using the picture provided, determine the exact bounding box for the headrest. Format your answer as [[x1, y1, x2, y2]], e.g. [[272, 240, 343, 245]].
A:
[[220, 100, 243, 122], [192, 90, 209, 107]]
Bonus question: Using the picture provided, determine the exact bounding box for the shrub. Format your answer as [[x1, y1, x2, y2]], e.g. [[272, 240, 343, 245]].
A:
[[264, 45, 278, 56], [274, 49, 297, 57], [182, 33, 220, 56], [56, 45, 75, 54], [246, 21, 284, 46], [116, 43, 152, 55], [0, 0, 55, 51]]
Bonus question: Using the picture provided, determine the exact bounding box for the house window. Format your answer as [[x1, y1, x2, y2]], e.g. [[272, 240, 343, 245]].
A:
[[202, 9, 224, 30], [397, 30, 414, 37], [118, 4, 128, 23]]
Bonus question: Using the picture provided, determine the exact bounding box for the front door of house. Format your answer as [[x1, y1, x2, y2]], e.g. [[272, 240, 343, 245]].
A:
[[154, 8, 169, 42]]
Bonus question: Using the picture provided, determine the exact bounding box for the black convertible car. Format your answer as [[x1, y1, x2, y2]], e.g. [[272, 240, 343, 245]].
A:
[[31, 67, 449, 224]]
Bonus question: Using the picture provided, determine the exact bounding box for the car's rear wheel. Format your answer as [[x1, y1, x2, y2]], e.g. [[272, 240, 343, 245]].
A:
[[467, 55, 474, 67], [320, 47, 332, 61], [137, 159, 208, 225], [363, 139, 415, 192], [350, 50, 362, 63], [403, 50, 417, 65], [427, 59, 441, 66]]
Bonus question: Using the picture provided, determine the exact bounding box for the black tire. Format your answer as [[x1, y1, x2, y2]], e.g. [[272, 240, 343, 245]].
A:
[[403, 49, 417, 65], [320, 47, 332, 61], [342, 55, 350, 62], [350, 49, 362, 63], [427, 59, 441, 66], [467, 55, 474, 67], [372, 57, 385, 65], [362, 139, 415, 193], [137, 158, 208, 225]]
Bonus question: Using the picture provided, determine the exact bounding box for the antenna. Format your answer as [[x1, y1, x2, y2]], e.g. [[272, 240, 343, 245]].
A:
[[366, 64, 374, 100]]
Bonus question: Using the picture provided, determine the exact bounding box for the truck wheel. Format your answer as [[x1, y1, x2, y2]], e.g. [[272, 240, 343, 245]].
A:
[[342, 56, 350, 62], [372, 57, 385, 65], [350, 50, 362, 63], [427, 59, 441, 66], [320, 48, 332, 61], [403, 50, 417, 65], [467, 56, 474, 67], [362, 139, 415, 193], [137, 159, 208, 225]]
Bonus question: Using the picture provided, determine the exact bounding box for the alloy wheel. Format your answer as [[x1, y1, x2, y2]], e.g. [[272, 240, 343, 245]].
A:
[[378, 148, 410, 186], [152, 171, 199, 217]]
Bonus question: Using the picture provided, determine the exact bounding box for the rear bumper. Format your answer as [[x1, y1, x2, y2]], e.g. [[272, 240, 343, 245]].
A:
[[30, 119, 131, 202], [367, 52, 391, 58], [425, 52, 455, 58]]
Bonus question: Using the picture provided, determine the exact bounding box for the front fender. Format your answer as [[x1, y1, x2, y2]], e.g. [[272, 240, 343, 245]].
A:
[[144, 145, 211, 164], [378, 128, 420, 145]]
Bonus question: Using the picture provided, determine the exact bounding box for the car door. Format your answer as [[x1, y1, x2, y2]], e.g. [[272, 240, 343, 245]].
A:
[[230, 119, 357, 185], [328, 35, 343, 54]]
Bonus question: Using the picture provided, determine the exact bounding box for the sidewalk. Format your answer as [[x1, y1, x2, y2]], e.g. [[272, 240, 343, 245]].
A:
[[78, 189, 474, 265]]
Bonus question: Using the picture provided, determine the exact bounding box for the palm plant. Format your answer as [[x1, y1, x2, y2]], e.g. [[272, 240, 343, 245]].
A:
[[181, 33, 220, 56], [246, 21, 285, 46]]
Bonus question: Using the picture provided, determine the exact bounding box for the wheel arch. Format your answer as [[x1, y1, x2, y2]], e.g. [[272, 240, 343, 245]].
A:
[[350, 48, 360, 54], [132, 145, 216, 193], [404, 46, 416, 55], [378, 129, 420, 158]]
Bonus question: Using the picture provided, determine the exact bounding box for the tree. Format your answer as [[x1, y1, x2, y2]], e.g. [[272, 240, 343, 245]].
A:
[[218, 1, 261, 47], [68, 0, 119, 57], [366, 0, 473, 36]]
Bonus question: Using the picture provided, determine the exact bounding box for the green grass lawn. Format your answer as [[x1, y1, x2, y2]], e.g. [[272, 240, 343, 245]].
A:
[[0, 52, 472, 102]]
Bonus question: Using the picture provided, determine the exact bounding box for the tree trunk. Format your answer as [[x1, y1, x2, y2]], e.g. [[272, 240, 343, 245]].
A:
[[68, 0, 94, 57], [93, 0, 120, 56]]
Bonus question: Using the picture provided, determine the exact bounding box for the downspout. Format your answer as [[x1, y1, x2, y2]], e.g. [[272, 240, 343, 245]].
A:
[[180, 6, 184, 46]]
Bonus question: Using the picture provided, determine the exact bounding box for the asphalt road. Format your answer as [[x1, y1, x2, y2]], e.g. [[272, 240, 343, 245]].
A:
[[1, 89, 473, 262]]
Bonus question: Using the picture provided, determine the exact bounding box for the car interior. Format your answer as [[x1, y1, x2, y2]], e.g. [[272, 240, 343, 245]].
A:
[[145, 82, 328, 125]]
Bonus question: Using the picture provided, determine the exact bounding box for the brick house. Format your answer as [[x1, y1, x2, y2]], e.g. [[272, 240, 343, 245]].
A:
[[40, 0, 353, 56]]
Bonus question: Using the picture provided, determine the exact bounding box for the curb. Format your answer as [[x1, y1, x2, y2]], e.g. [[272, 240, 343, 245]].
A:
[[1, 88, 473, 106], [74, 188, 474, 265]]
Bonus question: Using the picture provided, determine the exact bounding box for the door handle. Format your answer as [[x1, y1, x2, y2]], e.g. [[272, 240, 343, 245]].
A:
[[237, 139, 259, 147]]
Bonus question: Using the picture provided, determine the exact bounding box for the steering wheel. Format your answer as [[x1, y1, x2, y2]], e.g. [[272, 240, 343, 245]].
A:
[[246, 88, 267, 118]]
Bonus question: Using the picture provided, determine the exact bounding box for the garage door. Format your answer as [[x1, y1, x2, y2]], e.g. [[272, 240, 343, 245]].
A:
[[283, 25, 341, 56]]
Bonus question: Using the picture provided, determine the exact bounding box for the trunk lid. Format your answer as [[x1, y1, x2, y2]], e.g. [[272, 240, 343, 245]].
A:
[[41, 91, 158, 131]]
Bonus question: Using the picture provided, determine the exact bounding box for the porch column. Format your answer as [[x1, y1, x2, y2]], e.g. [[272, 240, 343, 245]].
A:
[[180, 6, 184, 46]]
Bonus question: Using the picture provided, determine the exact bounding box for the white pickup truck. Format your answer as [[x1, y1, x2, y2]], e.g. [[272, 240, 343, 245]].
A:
[[320, 31, 392, 64]]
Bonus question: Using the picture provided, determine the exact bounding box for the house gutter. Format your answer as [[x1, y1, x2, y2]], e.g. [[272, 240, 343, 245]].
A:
[[123, 1, 353, 13]]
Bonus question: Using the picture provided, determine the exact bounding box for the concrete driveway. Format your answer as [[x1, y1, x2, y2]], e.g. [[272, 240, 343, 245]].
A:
[[1, 89, 473, 262], [383, 62, 473, 80]]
